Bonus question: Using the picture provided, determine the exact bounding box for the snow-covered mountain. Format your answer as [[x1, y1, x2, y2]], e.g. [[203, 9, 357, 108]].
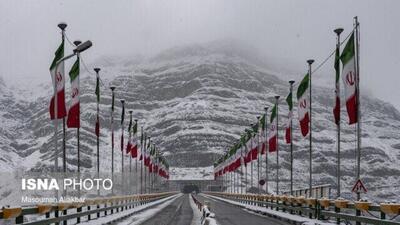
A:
[[1, 40, 400, 201]]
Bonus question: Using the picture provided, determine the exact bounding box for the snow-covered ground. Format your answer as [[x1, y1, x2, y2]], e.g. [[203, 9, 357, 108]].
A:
[[80, 194, 181, 225], [201, 194, 336, 225]]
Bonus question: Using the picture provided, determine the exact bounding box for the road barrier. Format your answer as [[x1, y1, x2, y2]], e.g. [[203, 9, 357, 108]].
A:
[[191, 194, 217, 225], [191, 194, 204, 211], [205, 192, 400, 225], [0, 192, 176, 225]]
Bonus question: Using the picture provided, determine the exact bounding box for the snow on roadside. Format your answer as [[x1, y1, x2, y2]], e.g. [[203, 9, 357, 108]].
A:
[[201, 194, 336, 225], [79, 194, 181, 225], [189, 195, 202, 225]]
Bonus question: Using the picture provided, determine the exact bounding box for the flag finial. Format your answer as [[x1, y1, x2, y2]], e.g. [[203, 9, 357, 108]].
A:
[[334, 28, 344, 35], [58, 23, 67, 30]]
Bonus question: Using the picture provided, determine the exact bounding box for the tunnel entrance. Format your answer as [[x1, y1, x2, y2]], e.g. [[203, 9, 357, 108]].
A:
[[182, 184, 200, 193]]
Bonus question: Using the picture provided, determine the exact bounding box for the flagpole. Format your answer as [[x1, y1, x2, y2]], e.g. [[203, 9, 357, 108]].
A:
[[256, 116, 260, 194], [93, 69, 101, 179], [245, 131, 248, 194], [128, 110, 133, 194], [73, 40, 82, 173], [275, 95, 280, 195], [61, 26, 67, 174], [145, 136, 149, 194], [134, 119, 138, 194], [354, 16, 361, 201], [334, 28, 344, 198], [289, 80, 295, 195], [264, 107, 269, 194], [120, 99, 125, 194], [250, 124, 254, 191], [53, 23, 67, 174], [307, 59, 314, 198], [110, 86, 115, 194], [240, 146, 243, 194], [140, 128, 144, 194]]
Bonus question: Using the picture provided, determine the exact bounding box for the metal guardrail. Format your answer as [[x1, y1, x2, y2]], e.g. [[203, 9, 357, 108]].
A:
[[282, 184, 332, 198], [205, 192, 400, 225], [191, 194, 204, 211], [191, 194, 216, 225], [0, 192, 177, 225]]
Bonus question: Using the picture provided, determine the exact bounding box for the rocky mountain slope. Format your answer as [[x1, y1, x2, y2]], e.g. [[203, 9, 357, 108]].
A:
[[1, 41, 400, 201]]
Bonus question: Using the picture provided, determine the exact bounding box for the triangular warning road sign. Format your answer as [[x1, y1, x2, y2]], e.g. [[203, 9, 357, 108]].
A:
[[352, 179, 367, 193]]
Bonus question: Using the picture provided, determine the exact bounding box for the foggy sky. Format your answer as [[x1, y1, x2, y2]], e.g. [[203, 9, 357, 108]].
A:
[[1, 0, 400, 110]]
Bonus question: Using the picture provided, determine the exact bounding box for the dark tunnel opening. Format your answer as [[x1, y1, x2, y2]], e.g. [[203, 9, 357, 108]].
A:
[[182, 184, 200, 193]]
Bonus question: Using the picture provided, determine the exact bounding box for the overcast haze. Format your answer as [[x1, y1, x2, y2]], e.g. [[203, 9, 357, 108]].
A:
[[1, 0, 400, 109]]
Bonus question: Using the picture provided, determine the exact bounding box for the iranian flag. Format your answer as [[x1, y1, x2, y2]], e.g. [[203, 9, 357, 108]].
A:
[[333, 44, 341, 125], [268, 103, 277, 152], [111, 91, 115, 150], [259, 114, 266, 154], [251, 123, 258, 160], [49, 40, 67, 119], [340, 32, 357, 124], [130, 122, 138, 158], [120, 102, 125, 151], [95, 76, 100, 137], [126, 115, 133, 154], [297, 74, 310, 137], [67, 58, 80, 128], [144, 138, 151, 166], [285, 92, 293, 143]]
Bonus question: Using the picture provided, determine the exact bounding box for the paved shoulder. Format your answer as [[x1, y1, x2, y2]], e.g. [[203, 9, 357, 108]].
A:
[[141, 194, 193, 225], [196, 194, 290, 225]]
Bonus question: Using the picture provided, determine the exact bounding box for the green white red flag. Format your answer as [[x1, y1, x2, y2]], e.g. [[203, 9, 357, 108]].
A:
[[126, 114, 133, 154], [340, 32, 357, 124], [333, 43, 341, 125], [120, 102, 125, 151], [67, 58, 80, 128], [268, 103, 277, 152], [285, 92, 293, 143], [95, 75, 100, 137], [130, 122, 138, 158], [49, 39, 67, 119], [297, 74, 310, 137], [259, 114, 266, 154]]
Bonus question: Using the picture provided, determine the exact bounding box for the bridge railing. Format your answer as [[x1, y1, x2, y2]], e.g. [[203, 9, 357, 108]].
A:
[[0, 192, 177, 225], [204, 192, 400, 225], [282, 184, 332, 198]]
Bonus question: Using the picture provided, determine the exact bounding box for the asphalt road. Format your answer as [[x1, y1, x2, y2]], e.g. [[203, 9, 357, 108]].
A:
[[196, 194, 291, 225], [140, 194, 193, 225]]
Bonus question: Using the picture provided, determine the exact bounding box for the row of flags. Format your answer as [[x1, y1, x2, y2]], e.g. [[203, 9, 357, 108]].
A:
[[214, 29, 359, 179], [48, 33, 170, 179]]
